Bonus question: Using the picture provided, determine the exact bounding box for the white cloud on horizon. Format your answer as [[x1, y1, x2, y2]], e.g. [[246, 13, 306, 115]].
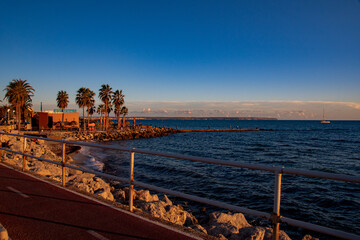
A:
[[30, 100, 360, 120], [126, 100, 360, 120]]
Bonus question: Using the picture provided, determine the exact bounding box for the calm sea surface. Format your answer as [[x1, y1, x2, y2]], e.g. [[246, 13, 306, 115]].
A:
[[80, 120, 360, 237]]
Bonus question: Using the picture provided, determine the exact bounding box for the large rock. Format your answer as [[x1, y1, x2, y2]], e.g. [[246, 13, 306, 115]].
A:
[[67, 174, 115, 201], [205, 212, 251, 237], [302, 235, 319, 240], [263, 227, 291, 240], [139, 194, 197, 226], [236, 226, 266, 240], [135, 190, 159, 202]]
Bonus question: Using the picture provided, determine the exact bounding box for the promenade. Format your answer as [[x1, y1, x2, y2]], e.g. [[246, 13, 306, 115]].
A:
[[0, 164, 201, 240]]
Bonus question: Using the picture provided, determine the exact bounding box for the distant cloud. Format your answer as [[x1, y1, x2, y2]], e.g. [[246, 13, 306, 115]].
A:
[[127, 100, 360, 120], [33, 100, 360, 120]]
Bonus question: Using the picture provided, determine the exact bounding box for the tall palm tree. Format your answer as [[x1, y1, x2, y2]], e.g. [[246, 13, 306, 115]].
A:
[[4, 79, 35, 130], [56, 90, 69, 131], [98, 84, 113, 131], [21, 98, 33, 124], [112, 90, 125, 129], [121, 106, 128, 127], [85, 89, 96, 127], [97, 104, 105, 131], [75, 87, 88, 131], [89, 105, 96, 121]]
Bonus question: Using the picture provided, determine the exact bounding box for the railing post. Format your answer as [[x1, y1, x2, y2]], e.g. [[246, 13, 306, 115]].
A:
[[129, 151, 135, 212], [272, 171, 282, 240], [62, 142, 66, 187], [22, 137, 27, 172]]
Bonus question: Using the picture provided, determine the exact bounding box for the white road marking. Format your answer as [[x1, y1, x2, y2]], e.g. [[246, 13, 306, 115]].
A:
[[87, 230, 110, 240], [7, 186, 29, 198]]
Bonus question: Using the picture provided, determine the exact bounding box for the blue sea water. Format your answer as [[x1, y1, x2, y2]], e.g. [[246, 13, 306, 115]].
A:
[[82, 120, 360, 237]]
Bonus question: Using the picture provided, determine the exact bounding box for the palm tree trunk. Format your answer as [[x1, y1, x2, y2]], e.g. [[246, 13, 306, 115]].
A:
[[100, 113, 103, 131], [105, 102, 108, 131], [82, 107, 85, 132], [117, 114, 120, 128], [122, 114, 125, 127], [61, 109, 64, 132], [16, 104, 20, 130], [87, 109, 90, 130]]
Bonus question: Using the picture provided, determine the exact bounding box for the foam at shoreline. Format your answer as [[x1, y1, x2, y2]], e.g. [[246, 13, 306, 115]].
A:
[[72, 146, 104, 172]]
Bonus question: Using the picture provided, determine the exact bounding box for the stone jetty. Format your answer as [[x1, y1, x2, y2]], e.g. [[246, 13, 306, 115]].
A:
[[0, 131, 319, 240], [61, 126, 179, 142]]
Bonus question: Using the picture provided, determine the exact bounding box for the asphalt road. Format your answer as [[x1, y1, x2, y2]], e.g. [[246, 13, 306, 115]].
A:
[[0, 164, 200, 240]]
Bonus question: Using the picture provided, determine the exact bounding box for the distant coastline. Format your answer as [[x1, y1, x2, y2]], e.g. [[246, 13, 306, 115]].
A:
[[130, 117, 278, 120]]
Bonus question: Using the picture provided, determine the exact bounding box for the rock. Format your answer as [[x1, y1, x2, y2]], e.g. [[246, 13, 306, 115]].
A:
[[95, 188, 115, 201], [191, 224, 207, 234], [135, 190, 159, 202], [140, 199, 197, 226], [206, 212, 251, 237], [237, 226, 265, 240], [0, 222, 9, 240], [113, 189, 126, 202], [32, 167, 52, 176], [263, 227, 291, 240], [217, 234, 228, 240], [162, 195, 173, 205], [302, 235, 319, 240]]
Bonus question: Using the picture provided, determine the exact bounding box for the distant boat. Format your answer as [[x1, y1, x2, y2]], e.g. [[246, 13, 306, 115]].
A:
[[321, 107, 330, 123]]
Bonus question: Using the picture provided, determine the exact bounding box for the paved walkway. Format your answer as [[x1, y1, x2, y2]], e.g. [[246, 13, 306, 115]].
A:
[[0, 164, 201, 240]]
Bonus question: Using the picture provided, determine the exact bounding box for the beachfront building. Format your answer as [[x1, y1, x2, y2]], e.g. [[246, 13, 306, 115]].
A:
[[32, 109, 79, 130]]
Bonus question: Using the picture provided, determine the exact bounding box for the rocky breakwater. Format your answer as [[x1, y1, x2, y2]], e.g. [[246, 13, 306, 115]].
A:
[[111, 187, 295, 240], [62, 126, 180, 142], [0, 133, 115, 202]]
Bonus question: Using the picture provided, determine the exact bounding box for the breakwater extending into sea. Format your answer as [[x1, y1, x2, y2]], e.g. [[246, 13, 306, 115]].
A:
[[77, 120, 360, 237]]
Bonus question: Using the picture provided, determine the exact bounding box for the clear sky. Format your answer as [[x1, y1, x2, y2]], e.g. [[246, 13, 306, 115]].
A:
[[1, 0, 360, 119]]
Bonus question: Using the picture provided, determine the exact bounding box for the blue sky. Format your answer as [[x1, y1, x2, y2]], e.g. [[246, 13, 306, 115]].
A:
[[1, 0, 360, 119]]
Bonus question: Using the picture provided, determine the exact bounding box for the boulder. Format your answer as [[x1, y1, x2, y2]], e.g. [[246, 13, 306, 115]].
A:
[[302, 235, 319, 240], [191, 224, 207, 234], [95, 188, 115, 201], [140, 197, 197, 226], [263, 227, 291, 240], [236, 226, 265, 240], [205, 212, 251, 237], [135, 190, 159, 202]]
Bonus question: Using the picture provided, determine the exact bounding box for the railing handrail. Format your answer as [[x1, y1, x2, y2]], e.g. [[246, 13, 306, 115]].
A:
[[2, 132, 359, 183], [0, 131, 359, 240]]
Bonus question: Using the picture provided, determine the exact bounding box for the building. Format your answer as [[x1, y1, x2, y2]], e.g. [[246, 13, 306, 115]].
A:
[[32, 109, 79, 130]]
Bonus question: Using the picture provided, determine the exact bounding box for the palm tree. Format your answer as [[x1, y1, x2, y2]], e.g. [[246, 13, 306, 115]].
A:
[[98, 84, 113, 131], [21, 98, 33, 124], [56, 90, 69, 131], [89, 105, 96, 121], [85, 89, 96, 128], [4, 79, 35, 130], [75, 87, 88, 131], [112, 90, 125, 129], [120, 106, 128, 127], [97, 104, 105, 131]]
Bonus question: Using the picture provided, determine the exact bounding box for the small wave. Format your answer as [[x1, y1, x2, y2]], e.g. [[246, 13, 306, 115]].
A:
[[76, 146, 105, 172], [84, 156, 104, 172]]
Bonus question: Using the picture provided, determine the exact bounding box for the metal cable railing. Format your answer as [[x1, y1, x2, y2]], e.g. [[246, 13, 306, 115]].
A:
[[0, 132, 359, 240]]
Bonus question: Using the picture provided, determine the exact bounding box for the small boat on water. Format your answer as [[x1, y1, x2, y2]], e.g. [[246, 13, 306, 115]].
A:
[[321, 107, 330, 123]]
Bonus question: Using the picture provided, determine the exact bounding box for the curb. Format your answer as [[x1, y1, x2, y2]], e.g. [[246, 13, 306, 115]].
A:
[[0, 223, 9, 240]]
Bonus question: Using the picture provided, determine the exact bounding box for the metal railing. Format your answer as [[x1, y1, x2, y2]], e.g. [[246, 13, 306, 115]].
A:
[[0, 131, 359, 240]]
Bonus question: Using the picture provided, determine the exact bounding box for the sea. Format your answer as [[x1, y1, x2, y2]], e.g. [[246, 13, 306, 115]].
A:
[[77, 120, 360, 238]]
